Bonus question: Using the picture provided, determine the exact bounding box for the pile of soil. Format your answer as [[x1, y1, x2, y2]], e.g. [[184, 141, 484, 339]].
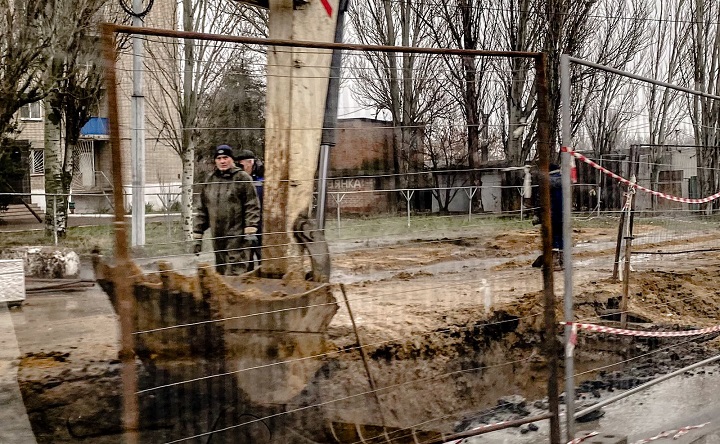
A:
[[11, 222, 720, 442]]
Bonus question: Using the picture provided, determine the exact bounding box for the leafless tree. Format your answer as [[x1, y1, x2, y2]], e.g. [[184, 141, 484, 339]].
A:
[[347, 0, 442, 194], [220, 1, 268, 39], [416, 0, 506, 212], [422, 111, 471, 213], [144, 0, 249, 239], [418, 1, 502, 164], [494, 0, 603, 166], [0, 1, 62, 138], [496, 0, 543, 166], [582, 0, 651, 158], [43, 2, 116, 236], [687, 0, 720, 212], [642, 0, 690, 146]]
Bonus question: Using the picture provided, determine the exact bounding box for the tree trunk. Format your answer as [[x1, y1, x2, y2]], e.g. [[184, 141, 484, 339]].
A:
[[44, 99, 68, 237], [181, 143, 195, 241], [505, 0, 531, 166], [507, 57, 528, 165], [383, 0, 406, 194], [182, 0, 197, 241]]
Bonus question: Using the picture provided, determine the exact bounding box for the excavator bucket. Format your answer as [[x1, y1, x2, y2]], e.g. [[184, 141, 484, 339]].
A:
[[95, 2, 354, 441]]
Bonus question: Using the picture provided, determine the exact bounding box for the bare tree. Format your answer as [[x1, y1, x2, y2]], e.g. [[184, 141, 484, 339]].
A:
[[687, 0, 720, 212], [584, 81, 637, 158], [144, 0, 247, 240], [583, 0, 651, 158], [0, 1, 61, 138], [418, 1, 501, 164], [417, 0, 506, 212], [423, 111, 471, 213], [43, 1, 110, 236], [347, 0, 441, 195], [643, 0, 691, 146], [497, 0, 543, 166], [495, 0, 602, 166], [221, 1, 268, 39]]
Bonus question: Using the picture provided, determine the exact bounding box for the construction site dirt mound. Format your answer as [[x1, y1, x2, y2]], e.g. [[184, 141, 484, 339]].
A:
[[11, 221, 720, 442]]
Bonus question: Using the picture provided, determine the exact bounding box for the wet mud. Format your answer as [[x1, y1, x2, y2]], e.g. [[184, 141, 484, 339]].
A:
[[12, 223, 720, 442]]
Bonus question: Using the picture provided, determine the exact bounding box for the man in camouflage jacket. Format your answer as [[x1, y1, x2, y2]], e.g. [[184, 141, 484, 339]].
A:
[[193, 145, 261, 275]]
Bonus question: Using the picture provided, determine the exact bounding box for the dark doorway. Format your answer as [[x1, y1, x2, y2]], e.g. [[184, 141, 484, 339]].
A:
[[1, 139, 31, 204]]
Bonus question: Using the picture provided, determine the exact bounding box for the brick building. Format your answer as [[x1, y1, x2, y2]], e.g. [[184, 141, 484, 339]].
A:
[[325, 118, 396, 214], [324, 118, 508, 216], [11, 0, 181, 214]]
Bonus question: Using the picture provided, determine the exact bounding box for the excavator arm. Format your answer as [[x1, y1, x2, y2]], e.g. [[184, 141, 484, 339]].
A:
[[239, 0, 341, 280]]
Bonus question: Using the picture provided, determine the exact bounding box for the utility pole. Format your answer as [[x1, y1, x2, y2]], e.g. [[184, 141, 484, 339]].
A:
[[317, 0, 349, 229], [131, 0, 146, 246]]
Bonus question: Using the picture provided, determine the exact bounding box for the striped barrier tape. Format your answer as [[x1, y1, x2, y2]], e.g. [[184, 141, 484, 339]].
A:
[[561, 146, 720, 204], [631, 422, 710, 443], [560, 322, 720, 337], [565, 420, 710, 444], [566, 322, 578, 358], [567, 431, 599, 444]]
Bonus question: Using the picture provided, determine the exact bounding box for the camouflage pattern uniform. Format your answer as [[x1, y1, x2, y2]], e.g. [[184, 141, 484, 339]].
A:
[[193, 166, 261, 275]]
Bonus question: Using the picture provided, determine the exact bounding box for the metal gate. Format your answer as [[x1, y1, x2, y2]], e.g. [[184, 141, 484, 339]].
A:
[[71, 139, 95, 189]]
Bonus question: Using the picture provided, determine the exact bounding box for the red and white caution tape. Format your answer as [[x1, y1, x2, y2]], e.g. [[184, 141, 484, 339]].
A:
[[561, 322, 720, 338], [561, 146, 720, 204], [569, 422, 711, 444], [567, 431, 599, 444], [672, 422, 711, 439], [631, 422, 710, 443], [566, 322, 578, 358]]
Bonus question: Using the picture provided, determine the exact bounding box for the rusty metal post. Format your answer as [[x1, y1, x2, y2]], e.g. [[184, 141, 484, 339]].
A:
[[535, 52, 561, 444], [339, 284, 390, 442], [101, 23, 139, 444], [423, 413, 554, 444]]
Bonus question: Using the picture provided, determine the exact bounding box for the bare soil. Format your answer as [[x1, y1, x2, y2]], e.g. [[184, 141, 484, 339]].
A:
[[10, 220, 720, 443], [321, 222, 720, 435]]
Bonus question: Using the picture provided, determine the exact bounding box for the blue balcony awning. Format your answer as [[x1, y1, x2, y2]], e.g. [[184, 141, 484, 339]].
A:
[[80, 117, 109, 139]]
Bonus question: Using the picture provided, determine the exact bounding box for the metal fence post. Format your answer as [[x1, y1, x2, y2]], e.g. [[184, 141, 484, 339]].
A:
[[331, 192, 345, 234], [400, 189, 414, 227], [560, 53, 575, 442], [464, 186, 478, 222], [52, 195, 58, 246]]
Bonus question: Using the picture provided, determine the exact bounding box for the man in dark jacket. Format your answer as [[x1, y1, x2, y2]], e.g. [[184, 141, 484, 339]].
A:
[[193, 145, 261, 275], [235, 149, 264, 271], [532, 163, 564, 270]]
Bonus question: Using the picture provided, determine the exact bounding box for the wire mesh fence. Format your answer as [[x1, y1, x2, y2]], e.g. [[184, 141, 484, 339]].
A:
[[5, 12, 720, 444]]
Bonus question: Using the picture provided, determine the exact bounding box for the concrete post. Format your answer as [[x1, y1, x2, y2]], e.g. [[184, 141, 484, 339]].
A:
[[130, 0, 146, 247], [560, 53, 575, 442]]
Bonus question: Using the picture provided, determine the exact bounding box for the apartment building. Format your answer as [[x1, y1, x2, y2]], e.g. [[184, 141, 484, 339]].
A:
[[12, 0, 181, 214]]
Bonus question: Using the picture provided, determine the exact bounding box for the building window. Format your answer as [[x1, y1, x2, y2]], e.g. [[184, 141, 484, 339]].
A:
[[30, 150, 44, 175], [20, 102, 42, 120]]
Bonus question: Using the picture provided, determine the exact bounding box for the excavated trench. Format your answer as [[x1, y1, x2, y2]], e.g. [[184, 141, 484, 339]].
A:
[[16, 281, 717, 444], [14, 230, 720, 443]]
